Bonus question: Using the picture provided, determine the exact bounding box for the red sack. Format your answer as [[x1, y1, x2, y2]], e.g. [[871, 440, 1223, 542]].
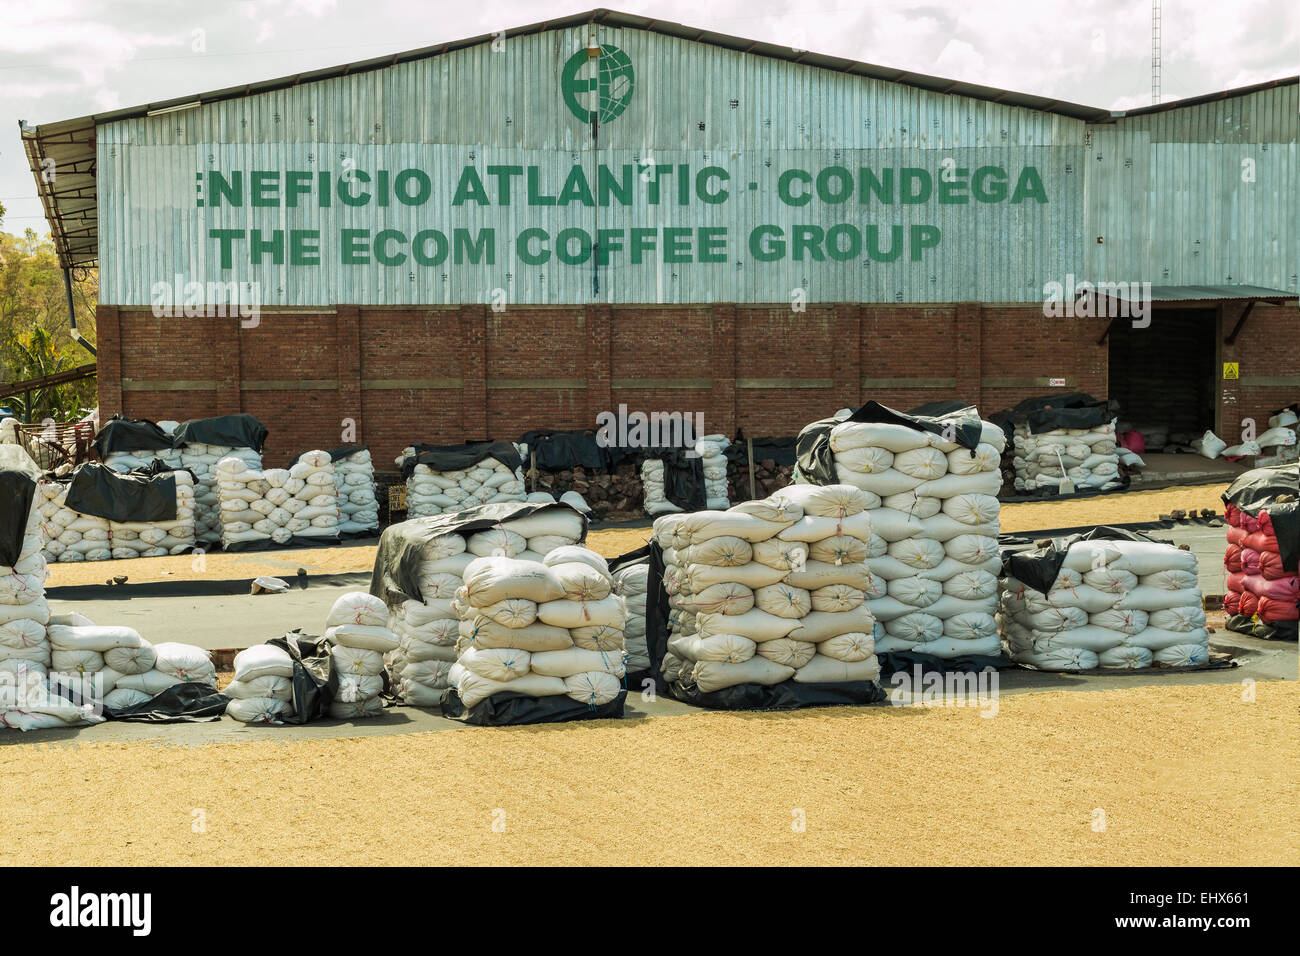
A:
[[1225, 571, 1248, 593], [1259, 550, 1292, 581], [1226, 526, 1249, 546], [1244, 530, 1280, 554], [1242, 547, 1262, 575], [1239, 590, 1260, 616], [1223, 590, 1242, 615], [1257, 596, 1300, 623], [1225, 543, 1243, 573]]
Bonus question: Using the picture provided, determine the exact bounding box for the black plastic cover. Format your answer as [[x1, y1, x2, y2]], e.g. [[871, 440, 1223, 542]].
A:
[[640, 446, 707, 510], [1001, 526, 1163, 594], [104, 682, 229, 722], [440, 687, 627, 724], [0, 467, 37, 567], [399, 440, 522, 479], [64, 464, 179, 523], [92, 415, 173, 458], [171, 414, 268, 452], [724, 432, 799, 468], [370, 501, 589, 605], [876, 649, 1012, 677], [991, 392, 1110, 437], [666, 678, 886, 710], [1225, 614, 1298, 642], [267, 630, 338, 723], [1223, 464, 1300, 569], [518, 430, 609, 470]]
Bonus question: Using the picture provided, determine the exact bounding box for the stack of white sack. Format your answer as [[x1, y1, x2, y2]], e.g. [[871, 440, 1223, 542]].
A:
[[641, 458, 679, 515], [105, 640, 217, 705], [46, 618, 155, 708], [402, 455, 527, 519], [655, 485, 881, 694], [696, 435, 731, 510], [1257, 408, 1299, 466], [216, 456, 274, 548], [334, 449, 380, 534], [612, 559, 650, 676], [814, 418, 1006, 659], [0, 419, 19, 444], [386, 507, 586, 707], [2, 615, 104, 731], [1, 490, 54, 717], [1011, 419, 1121, 493], [326, 591, 397, 718], [223, 643, 296, 723], [108, 471, 197, 558], [289, 451, 340, 542], [36, 479, 111, 563], [180, 444, 262, 544], [999, 538, 1210, 670], [449, 546, 627, 710]]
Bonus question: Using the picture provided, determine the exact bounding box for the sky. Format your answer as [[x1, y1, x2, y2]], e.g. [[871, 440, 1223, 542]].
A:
[[1, 0, 1296, 237]]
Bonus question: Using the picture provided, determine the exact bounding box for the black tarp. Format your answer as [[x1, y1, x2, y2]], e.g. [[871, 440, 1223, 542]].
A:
[[990, 392, 1111, 438], [267, 630, 338, 722], [104, 682, 229, 723], [724, 432, 799, 468], [63, 464, 179, 523], [399, 440, 522, 479], [1223, 464, 1300, 570], [284, 444, 367, 469], [1226, 614, 1298, 642], [641, 446, 707, 511], [796, 400, 984, 485], [0, 467, 37, 567], [666, 678, 885, 710], [519, 430, 613, 470], [171, 413, 268, 452], [370, 501, 588, 605], [1001, 526, 1165, 594], [876, 649, 1012, 677], [440, 687, 626, 724], [92, 415, 174, 458]]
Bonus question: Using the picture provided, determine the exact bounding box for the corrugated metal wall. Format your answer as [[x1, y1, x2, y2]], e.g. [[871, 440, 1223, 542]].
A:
[[96, 25, 1296, 306]]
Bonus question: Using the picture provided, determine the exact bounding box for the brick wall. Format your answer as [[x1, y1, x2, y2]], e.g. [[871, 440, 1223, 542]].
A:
[[97, 299, 1293, 467], [1220, 301, 1300, 440]]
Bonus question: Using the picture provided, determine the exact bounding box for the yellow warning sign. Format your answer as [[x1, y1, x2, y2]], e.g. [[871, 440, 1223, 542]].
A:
[[1223, 362, 1240, 380]]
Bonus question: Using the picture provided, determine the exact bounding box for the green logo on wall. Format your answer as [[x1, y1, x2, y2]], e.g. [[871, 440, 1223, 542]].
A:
[[561, 44, 635, 124]]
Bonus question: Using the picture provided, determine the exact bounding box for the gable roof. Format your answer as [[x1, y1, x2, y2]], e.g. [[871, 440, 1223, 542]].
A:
[[19, 7, 1299, 268]]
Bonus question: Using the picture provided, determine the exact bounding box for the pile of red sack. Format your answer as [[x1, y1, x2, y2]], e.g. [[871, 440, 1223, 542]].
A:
[[1224, 503, 1299, 631]]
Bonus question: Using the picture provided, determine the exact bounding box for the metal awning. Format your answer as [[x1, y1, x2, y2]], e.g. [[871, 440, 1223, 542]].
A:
[[1090, 284, 1297, 345]]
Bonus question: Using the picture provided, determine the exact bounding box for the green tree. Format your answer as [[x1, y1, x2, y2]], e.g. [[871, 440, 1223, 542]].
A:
[[0, 219, 98, 422]]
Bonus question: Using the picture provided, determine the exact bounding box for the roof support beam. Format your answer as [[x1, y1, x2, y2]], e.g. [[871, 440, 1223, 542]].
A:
[[1223, 299, 1259, 344]]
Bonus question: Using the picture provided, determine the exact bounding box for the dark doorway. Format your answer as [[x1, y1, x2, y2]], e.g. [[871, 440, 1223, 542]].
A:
[[1108, 307, 1217, 437]]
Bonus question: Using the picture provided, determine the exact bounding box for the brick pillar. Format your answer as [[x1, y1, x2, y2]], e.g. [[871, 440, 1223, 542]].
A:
[[336, 305, 363, 445], [459, 305, 487, 439], [216, 314, 242, 415], [711, 304, 737, 437], [95, 305, 123, 418], [1217, 302, 1243, 437], [584, 304, 613, 426], [833, 303, 862, 409], [955, 303, 983, 409]]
